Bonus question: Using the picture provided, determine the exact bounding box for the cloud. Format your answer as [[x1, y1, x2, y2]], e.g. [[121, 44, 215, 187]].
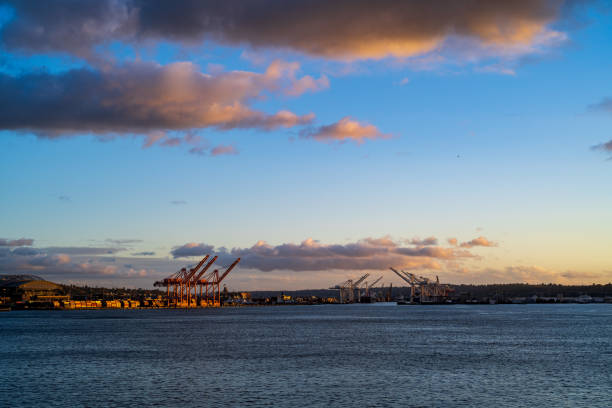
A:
[[43, 246, 122, 255], [210, 144, 238, 156], [559, 271, 604, 280], [132, 251, 156, 256], [0, 247, 165, 280], [0, 0, 580, 62], [11, 247, 39, 256], [58, 195, 71, 202], [171, 236, 478, 271], [284, 74, 329, 96], [589, 97, 612, 113], [105, 238, 142, 245], [472, 265, 607, 284], [448, 236, 497, 248], [171, 243, 215, 258], [591, 139, 612, 160], [0, 60, 316, 139], [588, 98, 612, 159], [409, 237, 438, 246], [591, 140, 612, 152], [300, 117, 389, 143], [399, 78, 410, 86], [492, 265, 556, 283], [160, 137, 181, 147], [0, 238, 34, 247], [0, 250, 115, 276], [459, 236, 497, 248]]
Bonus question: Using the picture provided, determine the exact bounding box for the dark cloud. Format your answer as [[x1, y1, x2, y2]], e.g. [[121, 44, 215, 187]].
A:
[[171, 243, 215, 258], [132, 251, 156, 256], [105, 238, 142, 245], [589, 97, 612, 113], [11, 247, 39, 256], [0, 60, 316, 138], [589, 98, 612, 159], [43, 247, 122, 255], [559, 271, 603, 280], [0, 238, 34, 247], [0, 251, 117, 276], [591, 140, 612, 151], [591, 140, 612, 160], [1, 0, 581, 61], [172, 237, 477, 271], [0, 249, 160, 281]]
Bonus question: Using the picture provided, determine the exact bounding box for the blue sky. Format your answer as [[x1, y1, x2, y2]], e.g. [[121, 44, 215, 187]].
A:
[[0, 1, 611, 289]]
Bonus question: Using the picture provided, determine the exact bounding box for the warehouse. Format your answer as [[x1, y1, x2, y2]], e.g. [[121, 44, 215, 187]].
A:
[[0, 275, 67, 303]]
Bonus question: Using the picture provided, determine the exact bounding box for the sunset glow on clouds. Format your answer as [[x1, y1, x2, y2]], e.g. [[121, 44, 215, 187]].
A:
[[301, 117, 390, 144], [0, 0, 573, 60], [0, 61, 318, 136], [0, 0, 611, 289]]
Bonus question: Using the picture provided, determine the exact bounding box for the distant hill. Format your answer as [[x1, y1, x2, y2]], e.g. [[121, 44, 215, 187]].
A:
[[0, 274, 45, 286]]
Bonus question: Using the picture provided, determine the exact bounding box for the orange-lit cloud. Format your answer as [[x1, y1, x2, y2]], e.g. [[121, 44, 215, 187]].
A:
[[171, 236, 476, 272], [448, 236, 498, 248], [468, 266, 608, 285], [1, 0, 577, 61], [0, 60, 317, 138], [300, 117, 389, 143], [210, 144, 239, 157], [460, 237, 498, 248]]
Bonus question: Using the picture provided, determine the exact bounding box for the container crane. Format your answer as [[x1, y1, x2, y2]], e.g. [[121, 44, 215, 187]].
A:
[[192, 256, 217, 305], [389, 267, 453, 303], [183, 255, 210, 307], [155, 254, 241, 308], [336, 273, 370, 303], [198, 257, 241, 306], [364, 275, 383, 297]]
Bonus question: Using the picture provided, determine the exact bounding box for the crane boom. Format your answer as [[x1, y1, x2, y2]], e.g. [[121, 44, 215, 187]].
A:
[[192, 256, 217, 283], [183, 255, 210, 283], [390, 267, 412, 285], [217, 258, 241, 283], [353, 273, 370, 287], [369, 276, 383, 288]]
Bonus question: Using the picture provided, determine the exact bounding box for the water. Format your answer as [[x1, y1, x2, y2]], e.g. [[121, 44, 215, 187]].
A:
[[1, 304, 611, 407]]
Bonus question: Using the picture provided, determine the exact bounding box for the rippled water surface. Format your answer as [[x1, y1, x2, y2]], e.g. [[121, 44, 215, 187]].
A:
[[1, 304, 611, 407]]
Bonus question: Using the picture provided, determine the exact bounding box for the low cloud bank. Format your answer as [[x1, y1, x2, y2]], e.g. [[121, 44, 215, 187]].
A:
[[170, 236, 491, 272]]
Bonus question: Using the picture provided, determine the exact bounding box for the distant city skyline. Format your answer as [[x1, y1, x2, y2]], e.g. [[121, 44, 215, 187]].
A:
[[1, 0, 611, 289]]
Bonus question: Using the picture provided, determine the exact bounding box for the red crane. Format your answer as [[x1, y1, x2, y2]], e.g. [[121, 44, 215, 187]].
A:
[[192, 256, 217, 306], [182, 255, 210, 307], [155, 255, 240, 307], [199, 258, 241, 306]]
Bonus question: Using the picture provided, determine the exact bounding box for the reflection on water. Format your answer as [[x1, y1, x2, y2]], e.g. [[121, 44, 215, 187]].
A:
[[1, 304, 611, 407]]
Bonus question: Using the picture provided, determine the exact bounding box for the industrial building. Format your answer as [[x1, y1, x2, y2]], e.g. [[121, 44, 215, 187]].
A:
[[0, 275, 68, 305]]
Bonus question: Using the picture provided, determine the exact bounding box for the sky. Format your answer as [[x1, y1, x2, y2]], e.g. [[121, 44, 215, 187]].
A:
[[0, 0, 611, 290]]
